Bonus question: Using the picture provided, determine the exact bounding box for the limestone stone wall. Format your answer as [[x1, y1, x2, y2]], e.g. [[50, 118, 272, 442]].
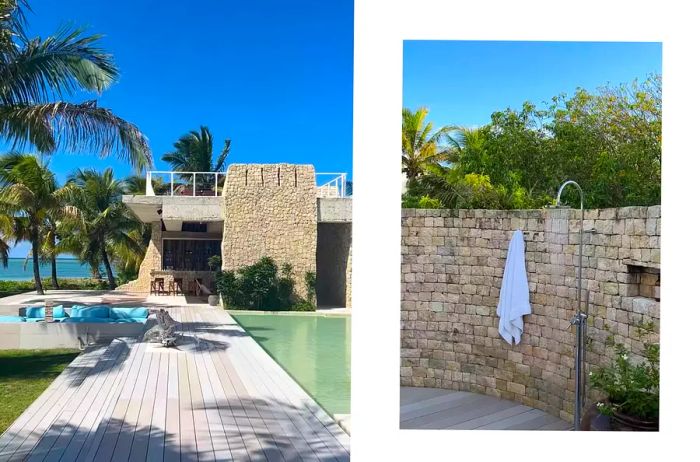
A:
[[221, 164, 318, 299], [117, 222, 162, 292], [400, 206, 660, 422]]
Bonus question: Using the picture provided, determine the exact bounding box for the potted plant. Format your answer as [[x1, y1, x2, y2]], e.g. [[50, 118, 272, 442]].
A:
[[588, 322, 659, 431], [207, 255, 222, 306]]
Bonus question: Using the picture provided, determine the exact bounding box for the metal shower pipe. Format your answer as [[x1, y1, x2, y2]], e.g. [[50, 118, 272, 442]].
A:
[[554, 180, 587, 431]]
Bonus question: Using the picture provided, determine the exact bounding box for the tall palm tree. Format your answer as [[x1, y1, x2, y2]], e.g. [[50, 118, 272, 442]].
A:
[[63, 168, 143, 289], [402, 107, 453, 181], [162, 126, 231, 173], [0, 213, 12, 267], [0, 153, 67, 294], [0, 0, 152, 169]]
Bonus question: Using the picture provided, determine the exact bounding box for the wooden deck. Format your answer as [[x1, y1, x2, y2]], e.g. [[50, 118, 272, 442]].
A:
[[400, 387, 572, 430], [0, 306, 350, 461]]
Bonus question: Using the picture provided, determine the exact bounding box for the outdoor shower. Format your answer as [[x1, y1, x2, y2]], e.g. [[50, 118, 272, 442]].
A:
[[554, 180, 589, 431]]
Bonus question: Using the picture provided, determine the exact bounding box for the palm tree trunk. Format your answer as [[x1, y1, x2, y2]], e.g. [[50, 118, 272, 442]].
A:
[[51, 256, 60, 289], [31, 226, 44, 295], [50, 232, 59, 289], [101, 248, 116, 289]]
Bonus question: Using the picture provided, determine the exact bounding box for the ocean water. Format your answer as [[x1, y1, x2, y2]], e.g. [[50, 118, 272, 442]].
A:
[[0, 258, 94, 281]]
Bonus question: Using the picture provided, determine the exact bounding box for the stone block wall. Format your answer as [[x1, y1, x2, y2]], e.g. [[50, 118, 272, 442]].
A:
[[400, 206, 660, 422], [221, 164, 318, 299], [117, 222, 162, 292]]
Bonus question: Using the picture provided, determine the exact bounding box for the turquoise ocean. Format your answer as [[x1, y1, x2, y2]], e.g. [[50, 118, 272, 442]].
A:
[[0, 258, 94, 281]]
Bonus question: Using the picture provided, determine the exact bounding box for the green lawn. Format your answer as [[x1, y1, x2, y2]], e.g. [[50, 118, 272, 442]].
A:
[[0, 349, 79, 434]]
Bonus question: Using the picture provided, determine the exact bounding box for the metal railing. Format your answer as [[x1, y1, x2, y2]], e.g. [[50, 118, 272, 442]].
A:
[[146, 171, 226, 197], [316, 172, 348, 198], [145, 171, 349, 198]]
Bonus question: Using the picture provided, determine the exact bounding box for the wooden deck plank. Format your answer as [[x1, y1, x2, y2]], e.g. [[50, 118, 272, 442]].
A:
[[9, 347, 115, 461], [90, 341, 149, 462], [145, 350, 170, 462], [77, 341, 145, 461], [220, 315, 341, 460], [128, 352, 161, 461], [1, 305, 351, 460], [163, 351, 181, 461], [0, 347, 103, 459], [400, 387, 571, 431], [38, 341, 129, 462]]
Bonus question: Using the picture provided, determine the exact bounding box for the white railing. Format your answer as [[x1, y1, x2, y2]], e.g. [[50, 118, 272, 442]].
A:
[[145, 170, 350, 198], [146, 171, 226, 197], [316, 172, 348, 198]]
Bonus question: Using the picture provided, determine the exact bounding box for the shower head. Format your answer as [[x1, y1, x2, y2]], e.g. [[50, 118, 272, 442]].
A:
[[555, 180, 584, 210]]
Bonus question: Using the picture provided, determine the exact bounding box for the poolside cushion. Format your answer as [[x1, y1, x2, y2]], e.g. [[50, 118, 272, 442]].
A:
[[70, 305, 110, 318], [61, 317, 114, 323], [0, 315, 25, 322], [110, 307, 149, 320], [24, 305, 66, 319]]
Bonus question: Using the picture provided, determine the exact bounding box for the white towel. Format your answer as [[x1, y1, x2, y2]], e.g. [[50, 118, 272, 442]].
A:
[[497, 229, 531, 345]]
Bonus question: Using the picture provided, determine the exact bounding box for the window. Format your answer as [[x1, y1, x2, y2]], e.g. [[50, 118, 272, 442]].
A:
[[181, 222, 208, 233], [162, 239, 221, 271]]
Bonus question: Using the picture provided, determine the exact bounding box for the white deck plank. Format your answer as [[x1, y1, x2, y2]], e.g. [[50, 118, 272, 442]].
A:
[[400, 387, 571, 431], [1, 305, 351, 460]]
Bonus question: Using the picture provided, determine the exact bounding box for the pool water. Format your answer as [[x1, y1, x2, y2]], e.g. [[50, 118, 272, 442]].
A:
[[232, 313, 350, 416]]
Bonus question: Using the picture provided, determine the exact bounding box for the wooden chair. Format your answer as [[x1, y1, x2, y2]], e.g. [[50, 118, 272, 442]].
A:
[[173, 278, 183, 295], [151, 278, 165, 295]]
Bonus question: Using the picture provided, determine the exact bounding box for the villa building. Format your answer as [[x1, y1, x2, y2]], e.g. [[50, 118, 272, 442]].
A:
[[120, 163, 352, 307]]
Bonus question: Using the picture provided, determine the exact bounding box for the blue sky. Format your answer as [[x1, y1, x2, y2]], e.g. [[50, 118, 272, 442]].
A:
[[403, 41, 662, 129], [5, 0, 352, 258]]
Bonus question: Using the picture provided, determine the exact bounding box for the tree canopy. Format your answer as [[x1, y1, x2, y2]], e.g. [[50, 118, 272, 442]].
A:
[[402, 74, 661, 210]]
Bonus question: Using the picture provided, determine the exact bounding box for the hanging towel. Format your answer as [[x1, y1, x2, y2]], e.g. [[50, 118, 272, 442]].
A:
[[497, 229, 531, 345]]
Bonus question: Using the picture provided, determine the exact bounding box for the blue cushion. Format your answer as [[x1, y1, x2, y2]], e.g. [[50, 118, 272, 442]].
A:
[[61, 317, 114, 323], [70, 305, 110, 318], [0, 315, 25, 323], [110, 307, 149, 320], [25, 305, 66, 319]]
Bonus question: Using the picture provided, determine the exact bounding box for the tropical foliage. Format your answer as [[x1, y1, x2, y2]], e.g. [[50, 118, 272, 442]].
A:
[[0, 153, 69, 294], [60, 168, 145, 289], [401, 107, 452, 181], [403, 74, 661, 209], [0, 0, 152, 169], [162, 126, 230, 173]]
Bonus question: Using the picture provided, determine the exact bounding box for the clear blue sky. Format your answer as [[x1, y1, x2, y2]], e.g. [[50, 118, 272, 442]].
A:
[[6, 0, 353, 258], [20, 0, 353, 181], [403, 41, 661, 128]]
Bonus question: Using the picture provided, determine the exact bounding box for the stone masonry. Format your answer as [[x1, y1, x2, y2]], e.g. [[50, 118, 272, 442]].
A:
[[117, 223, 162, 292], [221, 164, 318, 300], [400, 206, 660, 422]]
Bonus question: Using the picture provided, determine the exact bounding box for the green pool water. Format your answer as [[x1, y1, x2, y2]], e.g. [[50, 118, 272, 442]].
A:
[[232, 312, 351, 416]]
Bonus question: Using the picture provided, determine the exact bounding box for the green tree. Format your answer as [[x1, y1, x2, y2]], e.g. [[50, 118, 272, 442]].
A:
[[162, 126, 231, 173], [0, 153, 67, 294], [402, 107, 452, 181], [0, 0, 152, 169], [62, 168, 144, 289]]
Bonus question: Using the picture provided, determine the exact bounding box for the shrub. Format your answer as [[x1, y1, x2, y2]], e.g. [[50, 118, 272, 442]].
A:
[[304, 271, 316, 304], [0, 278, 108, 297], [589, 322, 659, 422], [216, 257, 306, 311]]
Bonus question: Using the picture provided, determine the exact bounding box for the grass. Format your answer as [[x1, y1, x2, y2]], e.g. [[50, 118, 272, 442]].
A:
[[0, 349, 79, 434]]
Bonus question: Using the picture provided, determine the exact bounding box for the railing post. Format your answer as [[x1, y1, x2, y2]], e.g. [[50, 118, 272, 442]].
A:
[[214, 172, 218, 197], [170, 172, 174, 196], [192, 173, 196, 196]]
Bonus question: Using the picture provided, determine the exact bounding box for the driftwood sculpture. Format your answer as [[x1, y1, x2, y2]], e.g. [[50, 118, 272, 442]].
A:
[[143, 309, 179, 347]]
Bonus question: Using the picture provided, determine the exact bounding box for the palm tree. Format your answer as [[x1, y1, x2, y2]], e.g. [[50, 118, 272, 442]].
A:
[[0, 213, 12, 267], [0, 0, 152, 169], [402, 107, 453, 181], [0, 153, 67, 294], [162, 126, 231, 173], [63, 168, 144, 289]]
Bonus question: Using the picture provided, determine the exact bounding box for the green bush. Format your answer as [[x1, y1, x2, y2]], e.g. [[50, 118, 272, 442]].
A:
[[0, 278, 109, 297], [216, 257, 311, 311]]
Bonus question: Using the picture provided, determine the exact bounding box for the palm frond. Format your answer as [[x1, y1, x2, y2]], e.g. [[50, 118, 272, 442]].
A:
[[0, 101, 152, 169]]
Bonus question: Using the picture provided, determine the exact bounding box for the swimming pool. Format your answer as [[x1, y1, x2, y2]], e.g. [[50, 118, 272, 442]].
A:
[[232, 312, 350, 417]]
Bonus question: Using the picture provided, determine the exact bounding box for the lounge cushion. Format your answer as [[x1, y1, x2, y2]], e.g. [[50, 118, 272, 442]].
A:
[[61, 317, 114, 323], [110, 307, 149, 320], [70, 305, 110, 318], [24, 305, 66, 319], [0, 315, 25, 322]]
